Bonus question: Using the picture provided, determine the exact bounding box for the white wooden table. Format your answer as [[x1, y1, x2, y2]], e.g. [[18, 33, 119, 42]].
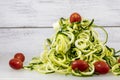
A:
[[0, 0, 120, 27], [0, 0, 120, 80]]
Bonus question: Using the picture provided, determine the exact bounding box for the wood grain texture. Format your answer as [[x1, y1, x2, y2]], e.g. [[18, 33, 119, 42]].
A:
[[0, 0, 120, 27]]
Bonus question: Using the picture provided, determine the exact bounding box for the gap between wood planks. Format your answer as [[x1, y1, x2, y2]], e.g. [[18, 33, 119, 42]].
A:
[[0, 26, 119, 29]]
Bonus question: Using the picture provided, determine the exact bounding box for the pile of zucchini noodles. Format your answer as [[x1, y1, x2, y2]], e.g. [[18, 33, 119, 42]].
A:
[[24, 18, 120, 76]]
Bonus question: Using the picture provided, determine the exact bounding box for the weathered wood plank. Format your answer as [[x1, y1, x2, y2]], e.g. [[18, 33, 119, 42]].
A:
[[0, 0, 120, 27]]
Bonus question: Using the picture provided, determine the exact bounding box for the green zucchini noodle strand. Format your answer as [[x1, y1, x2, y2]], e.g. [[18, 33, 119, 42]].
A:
[[93, 25, 108, 44], [24, 18, 119, 76], [112, 63, 120, 75]]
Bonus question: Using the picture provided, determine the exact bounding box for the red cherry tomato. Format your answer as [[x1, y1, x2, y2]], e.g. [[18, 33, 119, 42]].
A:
[[71, 60, 89, 72], [9, 58, 23, 70], [94, 61, 110, 74], [70, 12, 82, 23], [118, 59, 120, 63], [14, 53, 25, 62]]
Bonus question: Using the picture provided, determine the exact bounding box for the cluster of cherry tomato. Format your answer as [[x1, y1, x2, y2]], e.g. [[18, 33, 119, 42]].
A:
[[9, 53, 25, 70], [71, 60, 110, 74], [71, 58, 120, 74]]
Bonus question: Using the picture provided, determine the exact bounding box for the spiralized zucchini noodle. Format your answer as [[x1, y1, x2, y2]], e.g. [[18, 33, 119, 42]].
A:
[[24, 18, 120, 76]]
